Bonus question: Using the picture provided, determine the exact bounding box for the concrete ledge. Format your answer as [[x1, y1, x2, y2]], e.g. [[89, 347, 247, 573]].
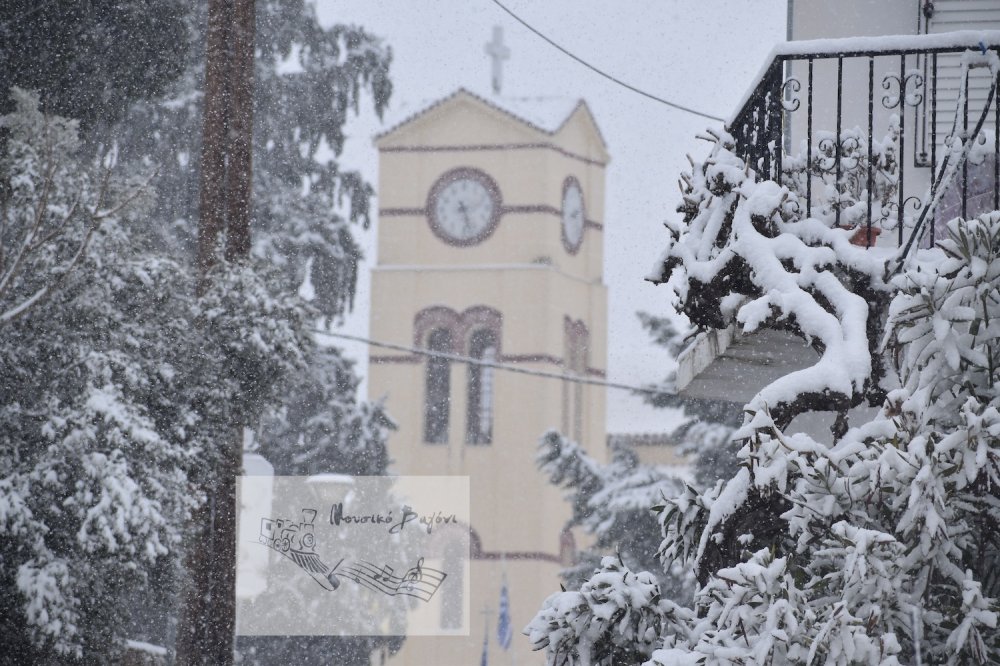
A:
[[674, 324, 737, 391]]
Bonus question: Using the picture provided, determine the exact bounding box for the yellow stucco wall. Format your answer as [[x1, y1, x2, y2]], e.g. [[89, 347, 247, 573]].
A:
[[368, 90, 608, 665]]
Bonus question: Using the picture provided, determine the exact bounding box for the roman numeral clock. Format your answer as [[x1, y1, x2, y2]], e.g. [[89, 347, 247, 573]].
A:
[[368, 88, 609, 665]]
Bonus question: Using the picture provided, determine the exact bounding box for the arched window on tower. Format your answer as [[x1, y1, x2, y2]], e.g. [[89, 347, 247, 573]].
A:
[[424, 328, 453, 443], [466, 329, 498, 445]]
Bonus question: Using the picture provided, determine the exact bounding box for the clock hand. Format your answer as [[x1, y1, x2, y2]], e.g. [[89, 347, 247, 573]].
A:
[[457, 201, 473, 232]]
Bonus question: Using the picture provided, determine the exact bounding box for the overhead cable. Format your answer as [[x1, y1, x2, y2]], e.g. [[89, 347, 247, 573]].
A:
[[312, 329, 672, 396], [488, 0, 725, 122]]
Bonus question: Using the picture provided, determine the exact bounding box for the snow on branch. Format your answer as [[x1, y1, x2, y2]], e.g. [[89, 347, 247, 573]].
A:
[[0, 88, 153, 327], [650, 129, 895, 434], [644, 212, 1000, 663], [524, 556, 692, 666]]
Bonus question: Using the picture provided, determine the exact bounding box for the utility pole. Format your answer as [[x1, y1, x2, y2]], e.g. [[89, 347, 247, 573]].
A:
[[177, 0, 255, 662], [195, 0, 254, 278]]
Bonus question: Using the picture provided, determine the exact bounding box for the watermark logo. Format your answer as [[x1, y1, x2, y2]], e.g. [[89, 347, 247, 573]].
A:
[[236, 475, 470, 637]]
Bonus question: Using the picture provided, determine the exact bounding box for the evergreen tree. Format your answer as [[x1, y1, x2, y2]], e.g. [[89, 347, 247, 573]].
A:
[[0, 89, 185, 662], [258, 349, 393, 478], [0, 86, 332, 664], [0, 0, 189, 129], [108, 3, 396, 661], [242, 350, 400, 666], [114, 0, 392, 320], [536, 431, 689, 598], [0, 90, 310, 663], [635, 311, 741, 488], [0, 1, 395, 660]]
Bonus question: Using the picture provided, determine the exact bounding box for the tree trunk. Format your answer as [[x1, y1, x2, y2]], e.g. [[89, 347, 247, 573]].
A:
[[176, 430, 244, 664], [224, 0, 254, 262], [194, 0, 232, 286], [177, 0, 255, 662]]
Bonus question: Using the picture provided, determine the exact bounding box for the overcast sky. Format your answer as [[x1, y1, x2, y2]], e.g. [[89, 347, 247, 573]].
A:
[[314, 0, 788, 433]]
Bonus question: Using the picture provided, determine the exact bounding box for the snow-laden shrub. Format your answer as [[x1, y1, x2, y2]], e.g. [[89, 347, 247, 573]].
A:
[[652, 129, 894, 436], [525, 555, 692, 666], [653, 153, 1000, 664], [528, 128, 1000, 663]]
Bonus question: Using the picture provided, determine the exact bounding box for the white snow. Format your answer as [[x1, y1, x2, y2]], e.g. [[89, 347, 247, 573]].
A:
[[125, 640, 168, 656], [729, 30, 1000, 125]]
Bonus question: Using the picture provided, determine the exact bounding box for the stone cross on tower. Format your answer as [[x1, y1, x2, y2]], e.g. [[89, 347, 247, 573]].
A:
[[484, 25, 510, 95]]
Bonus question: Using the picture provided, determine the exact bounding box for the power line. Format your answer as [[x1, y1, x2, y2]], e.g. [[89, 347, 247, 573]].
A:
[[488, 0, 725, 122], [312, 329, 673, 396]]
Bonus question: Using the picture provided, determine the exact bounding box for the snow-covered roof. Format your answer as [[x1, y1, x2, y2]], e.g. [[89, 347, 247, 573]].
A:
[[483, 92, 585, 134], [375, 87, 595, 141], [729, 30, 1000, 125]]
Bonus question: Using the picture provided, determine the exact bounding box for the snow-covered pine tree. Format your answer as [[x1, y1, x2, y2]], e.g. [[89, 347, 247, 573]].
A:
[[528, 265, 738, 659], [112, 0, 392, 321], [0, 89, 316, 663], [257, 349, 392, 478], [0, 90, 194, 661], [536, 431, 688, 597], [634, 311, 741, 488], [94, 6, 397, 658]]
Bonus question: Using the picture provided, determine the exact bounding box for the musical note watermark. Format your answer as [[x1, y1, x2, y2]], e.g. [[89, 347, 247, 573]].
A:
[[339, 557, 447, 602], [258, 508, 448, 601], [236, 475, 469, 637]]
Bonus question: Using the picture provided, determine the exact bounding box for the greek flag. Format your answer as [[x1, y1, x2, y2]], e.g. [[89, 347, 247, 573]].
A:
[[497, 579, 512, 650]]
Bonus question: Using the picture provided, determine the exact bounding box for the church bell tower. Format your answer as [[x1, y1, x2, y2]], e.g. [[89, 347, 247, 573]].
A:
[[368, 84, 609, 664]]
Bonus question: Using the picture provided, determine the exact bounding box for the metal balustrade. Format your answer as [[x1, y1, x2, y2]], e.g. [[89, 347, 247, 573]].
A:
[[728, 32, 1000, 252]]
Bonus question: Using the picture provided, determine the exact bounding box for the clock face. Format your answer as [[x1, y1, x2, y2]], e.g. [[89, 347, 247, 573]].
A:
[[428, 168, 501, 245], [561, 177, 585, 253]]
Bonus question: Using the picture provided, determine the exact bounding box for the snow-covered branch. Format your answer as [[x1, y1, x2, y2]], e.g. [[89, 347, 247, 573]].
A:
[[650, 129, 895, 434], [0, 89, 153, 327], [532, 124, 1000, 662]]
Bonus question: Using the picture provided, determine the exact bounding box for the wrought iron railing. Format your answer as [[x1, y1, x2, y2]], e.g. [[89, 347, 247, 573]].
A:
[[728, 31, 1000, 252]]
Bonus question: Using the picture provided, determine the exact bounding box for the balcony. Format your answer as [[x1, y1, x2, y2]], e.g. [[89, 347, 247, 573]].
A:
[[660, 32, 1000, 443], [729, 30, 1000, 250]]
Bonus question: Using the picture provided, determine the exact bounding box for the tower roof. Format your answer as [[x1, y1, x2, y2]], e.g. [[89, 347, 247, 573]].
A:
[[374, 88, 608, 162]]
